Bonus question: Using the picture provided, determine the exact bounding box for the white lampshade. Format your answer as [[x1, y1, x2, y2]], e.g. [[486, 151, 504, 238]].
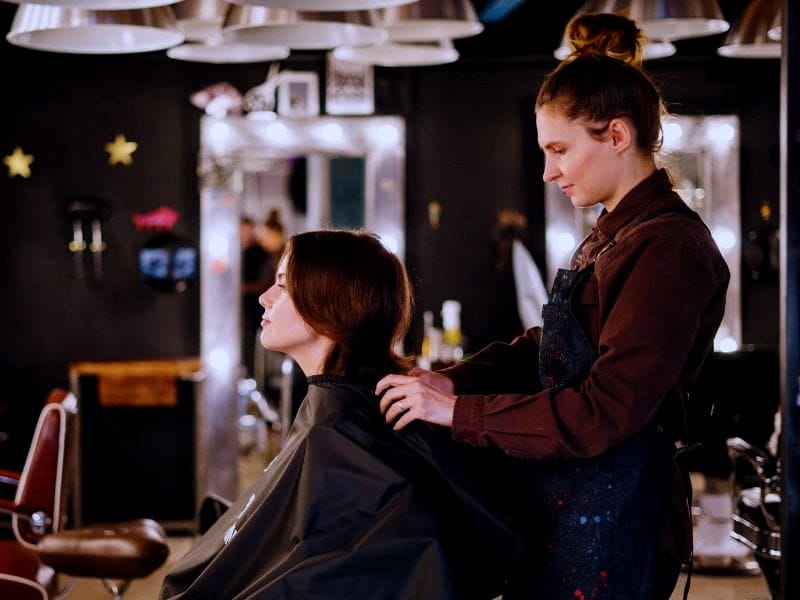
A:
[[628, 0, 729, 41], [6, 4, 184, 53], [173, 0, 229, 42], [167, 41, 290, 62], [333, 40, 459, 66], [717, 0, 780, 59], [223, 6, 388, 49], [375, 0, 483, 42], [553, 38, 676, 61], [554, 0, 676, 61], [222, 3, 293, 29], [229, 0, 415, 9]]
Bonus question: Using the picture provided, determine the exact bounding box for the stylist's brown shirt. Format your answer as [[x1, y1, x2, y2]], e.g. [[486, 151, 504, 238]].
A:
[[444, 169, 729, 560], [447, 169, 728, 459]]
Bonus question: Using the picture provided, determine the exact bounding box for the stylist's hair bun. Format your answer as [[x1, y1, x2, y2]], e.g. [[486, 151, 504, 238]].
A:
[[565, 13, 645, 68]]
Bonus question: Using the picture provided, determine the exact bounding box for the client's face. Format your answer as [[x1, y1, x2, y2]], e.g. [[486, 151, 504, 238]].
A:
[[258, 256, 329, 374]]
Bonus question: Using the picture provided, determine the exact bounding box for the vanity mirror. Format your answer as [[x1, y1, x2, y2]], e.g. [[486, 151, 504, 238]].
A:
[[544, 114, 741, 353], [194, 114, 406, 502]]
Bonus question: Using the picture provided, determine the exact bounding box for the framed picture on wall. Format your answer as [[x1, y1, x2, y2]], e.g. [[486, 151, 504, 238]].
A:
[[277, 71, 320, 117], [325, 53, 374, 115]]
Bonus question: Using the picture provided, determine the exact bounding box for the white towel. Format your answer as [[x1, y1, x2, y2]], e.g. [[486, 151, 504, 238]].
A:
[[512, 239, 549, 330]]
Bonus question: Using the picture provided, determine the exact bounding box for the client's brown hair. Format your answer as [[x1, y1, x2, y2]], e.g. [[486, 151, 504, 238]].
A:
[[284, 229, 414, 379]]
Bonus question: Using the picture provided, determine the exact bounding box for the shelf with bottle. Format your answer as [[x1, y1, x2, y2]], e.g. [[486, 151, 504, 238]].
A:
[[417, 300, 465, 369]]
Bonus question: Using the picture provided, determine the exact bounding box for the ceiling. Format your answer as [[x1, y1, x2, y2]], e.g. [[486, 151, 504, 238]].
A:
[[0, 0, 764, 64]]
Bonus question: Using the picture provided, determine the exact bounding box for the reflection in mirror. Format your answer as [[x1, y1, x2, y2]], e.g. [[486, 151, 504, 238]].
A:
[[240, 157, 307, 237], [195, 115, 406, 502], [545, 114, 741, 352]]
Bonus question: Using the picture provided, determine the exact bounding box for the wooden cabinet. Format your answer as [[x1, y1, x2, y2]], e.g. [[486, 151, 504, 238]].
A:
[[69, 359, 203, 531]]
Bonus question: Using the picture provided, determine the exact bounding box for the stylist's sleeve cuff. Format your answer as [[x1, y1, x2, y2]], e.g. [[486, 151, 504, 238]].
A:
[[452, 395, 485, 446]]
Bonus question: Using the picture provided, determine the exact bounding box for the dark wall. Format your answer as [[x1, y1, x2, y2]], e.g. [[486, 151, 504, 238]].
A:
[[0, 24, 272, 443], [0, 5, 780, 449], [396, 64, 547, 351]]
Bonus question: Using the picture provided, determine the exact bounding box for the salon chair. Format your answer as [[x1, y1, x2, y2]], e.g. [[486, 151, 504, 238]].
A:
[[684, 349, 779, 574], [727, 436, 781, 599], [0, 388, 170, 600]]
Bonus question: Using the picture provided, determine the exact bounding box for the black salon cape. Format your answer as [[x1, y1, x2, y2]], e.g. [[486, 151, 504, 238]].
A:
[[160, 375, 523, 600]]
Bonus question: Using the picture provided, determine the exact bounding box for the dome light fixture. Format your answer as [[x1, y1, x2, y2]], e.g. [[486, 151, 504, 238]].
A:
[[374, 0, 484, 42], [628, 0, 729, 41], [6, 4, 184, 54], [223, 6, 387, 50], [553, 0, 676, 62], [173, 0, 229, 42], [168, 41, 290, 63], [553, 38, 676, 61], [717, 0, 781, 59], [333, 40, 459, 67]]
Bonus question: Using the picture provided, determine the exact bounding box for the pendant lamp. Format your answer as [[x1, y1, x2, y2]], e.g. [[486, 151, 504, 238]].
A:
[[628, 0, 729, 41], [167, 40, 290, 62], [375, 0, 483, 42], [223, 6, 388, 50], [169, 1, 291, 63], [553, 38, 676, 61], [717, 0, 780, 59], [553, 0, 676, 61], [230, 0, 414, 9], [173, 0, 229, 42], [333, 39, 459, 66], [6, 4, 184, 53]]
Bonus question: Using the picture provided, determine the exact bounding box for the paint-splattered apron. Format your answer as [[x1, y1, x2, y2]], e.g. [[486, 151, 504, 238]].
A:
[[503, 263, 673, 600]]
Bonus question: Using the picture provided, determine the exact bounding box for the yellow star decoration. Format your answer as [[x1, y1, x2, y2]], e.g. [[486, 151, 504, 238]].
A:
[[104, 134, 138, 166], [4, 146, 34, 178]]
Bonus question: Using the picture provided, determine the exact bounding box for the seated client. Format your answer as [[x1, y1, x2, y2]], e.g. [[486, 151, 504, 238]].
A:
[[160, 229, 522, 600]]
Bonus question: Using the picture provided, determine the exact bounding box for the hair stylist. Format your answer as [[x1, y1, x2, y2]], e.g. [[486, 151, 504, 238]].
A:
[[377, 13, 730, 599]]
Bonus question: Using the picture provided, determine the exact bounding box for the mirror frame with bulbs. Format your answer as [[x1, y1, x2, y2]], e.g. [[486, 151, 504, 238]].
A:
[[194, 114, 406, 501]]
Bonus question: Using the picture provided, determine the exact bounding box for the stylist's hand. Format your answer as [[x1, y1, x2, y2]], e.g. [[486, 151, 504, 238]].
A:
[[376, 368, 456, 431]]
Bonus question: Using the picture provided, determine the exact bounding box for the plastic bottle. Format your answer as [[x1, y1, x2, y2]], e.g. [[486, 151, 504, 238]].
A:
[[440, 300, 463, 363]]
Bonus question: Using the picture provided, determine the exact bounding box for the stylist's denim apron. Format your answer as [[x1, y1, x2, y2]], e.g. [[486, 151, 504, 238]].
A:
[[504, 262, 672, 600]]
